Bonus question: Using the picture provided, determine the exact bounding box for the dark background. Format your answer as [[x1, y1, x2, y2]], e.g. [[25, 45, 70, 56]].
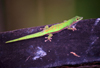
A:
[[0, 0, 100, 32]]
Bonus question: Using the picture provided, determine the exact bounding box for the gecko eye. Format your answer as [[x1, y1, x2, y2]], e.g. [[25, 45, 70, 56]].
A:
[[77, 18, 79, 20]]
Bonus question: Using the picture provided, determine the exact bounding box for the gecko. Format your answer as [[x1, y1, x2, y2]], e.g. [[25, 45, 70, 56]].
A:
[[5, 16, 83, 43]]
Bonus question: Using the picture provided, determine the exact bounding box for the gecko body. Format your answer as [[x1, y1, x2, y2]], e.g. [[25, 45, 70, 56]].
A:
[[6, 16, 83, 43]]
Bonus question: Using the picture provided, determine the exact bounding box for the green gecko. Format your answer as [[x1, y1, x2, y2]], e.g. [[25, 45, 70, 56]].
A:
[[5, 16, 83, 43]]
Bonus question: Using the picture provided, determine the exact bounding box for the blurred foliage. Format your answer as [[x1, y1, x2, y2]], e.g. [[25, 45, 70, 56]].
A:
[[75, 0, 100, 19], [4, 0, 75, 31], [1, 0, 100, 31]]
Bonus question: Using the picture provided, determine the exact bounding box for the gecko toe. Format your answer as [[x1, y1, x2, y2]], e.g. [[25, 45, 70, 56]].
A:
[[45, 37, 48, 39], [40, 28, 43, 30], [45, 40, 47, 42], [72, 28, 77, 31]]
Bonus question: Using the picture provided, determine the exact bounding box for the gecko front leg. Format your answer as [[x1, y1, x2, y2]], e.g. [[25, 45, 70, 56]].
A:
[[67, 26, 77, 31], [45, 33, 53, 42], [67, 27, 77, 31]]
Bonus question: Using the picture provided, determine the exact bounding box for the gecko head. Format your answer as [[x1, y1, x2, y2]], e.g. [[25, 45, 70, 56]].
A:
[[75, 16, 83, 22], [72, 16, 83, 24], [70, 16, 83, 28]]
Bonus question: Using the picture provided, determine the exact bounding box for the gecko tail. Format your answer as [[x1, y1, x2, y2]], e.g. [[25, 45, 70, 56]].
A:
[[6, 38, 22, 43], [5, 36, 30, 43], [5, 31, 45, 43]]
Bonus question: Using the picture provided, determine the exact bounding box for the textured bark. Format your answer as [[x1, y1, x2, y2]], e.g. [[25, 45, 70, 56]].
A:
[[0, 18, 100, 68]]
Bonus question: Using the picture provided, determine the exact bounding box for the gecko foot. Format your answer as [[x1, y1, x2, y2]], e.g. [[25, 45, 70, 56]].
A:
[[72, 28, 77, 31], [45, 37, 52, 42], [67, 27, 77, 31]]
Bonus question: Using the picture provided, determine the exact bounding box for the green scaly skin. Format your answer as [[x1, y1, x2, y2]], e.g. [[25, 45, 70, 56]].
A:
[[6, 16, 83, 43]]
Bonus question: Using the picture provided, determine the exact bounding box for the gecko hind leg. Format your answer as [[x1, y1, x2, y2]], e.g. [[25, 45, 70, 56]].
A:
[[45, 33, 53, 42], [40, 25, 49, 30]]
